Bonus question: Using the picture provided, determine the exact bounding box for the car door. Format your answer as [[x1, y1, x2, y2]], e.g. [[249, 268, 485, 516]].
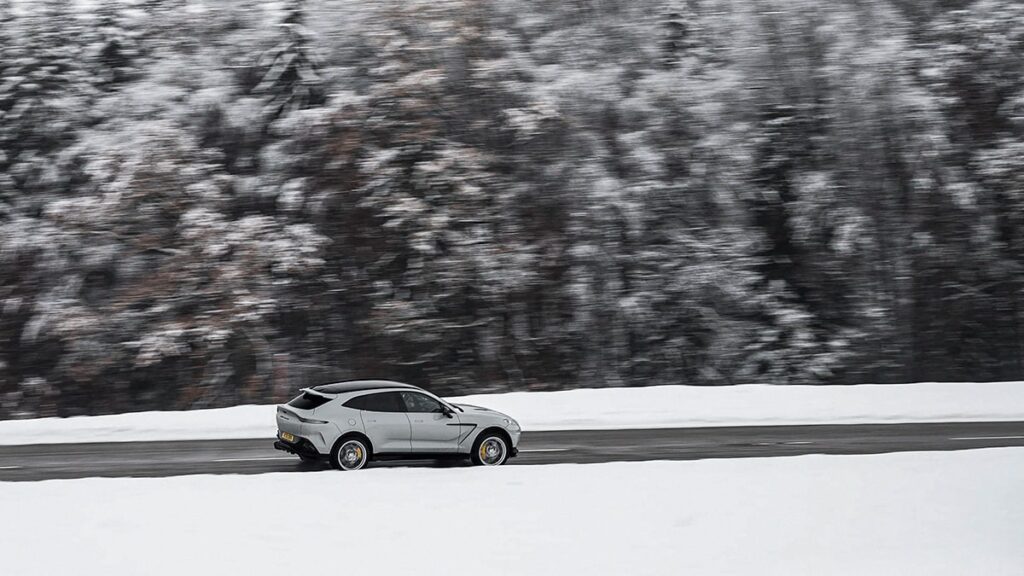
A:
[[351, 392, 412, 454], [400, 391, 462, 453]]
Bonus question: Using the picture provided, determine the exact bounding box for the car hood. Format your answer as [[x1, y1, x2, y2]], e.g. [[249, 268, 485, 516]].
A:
[[452, 403, 514, 423], [452, 403, 492, 412]]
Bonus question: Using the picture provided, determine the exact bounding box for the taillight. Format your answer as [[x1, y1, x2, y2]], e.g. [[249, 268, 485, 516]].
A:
[[297, 415, 329, 425], [278, 406, 327, 424]]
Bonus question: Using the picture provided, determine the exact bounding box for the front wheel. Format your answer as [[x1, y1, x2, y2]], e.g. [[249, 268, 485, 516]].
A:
[[471, 433, 509, 466], [331, 438, 369, 471]]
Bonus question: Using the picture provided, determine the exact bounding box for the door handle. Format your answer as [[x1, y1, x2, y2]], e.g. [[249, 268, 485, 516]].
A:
[[413, 419, 424, 423]]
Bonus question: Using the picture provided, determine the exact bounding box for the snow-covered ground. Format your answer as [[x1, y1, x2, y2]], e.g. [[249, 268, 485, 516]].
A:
[[1, 381, 1023, 445], [1, 448, 1021, 576]]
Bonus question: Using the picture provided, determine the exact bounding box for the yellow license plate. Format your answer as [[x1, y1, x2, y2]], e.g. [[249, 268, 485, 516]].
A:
[[280, 432, 295, 442]]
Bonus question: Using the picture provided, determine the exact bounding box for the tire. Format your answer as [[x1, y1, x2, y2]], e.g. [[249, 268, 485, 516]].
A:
[[330, 437, 370, 471], [471, 431, 509, 466]]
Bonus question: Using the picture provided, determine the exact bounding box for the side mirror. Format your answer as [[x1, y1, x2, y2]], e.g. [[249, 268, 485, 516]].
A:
[[441, 405, 454, 418]]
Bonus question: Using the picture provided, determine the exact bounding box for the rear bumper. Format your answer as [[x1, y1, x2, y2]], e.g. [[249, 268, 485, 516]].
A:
[[274, 436, 325, 460]]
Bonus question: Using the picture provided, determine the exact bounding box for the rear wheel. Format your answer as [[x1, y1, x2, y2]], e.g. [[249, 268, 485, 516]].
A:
[[471, 432, 509, 466], [330, 438, 369, 471]]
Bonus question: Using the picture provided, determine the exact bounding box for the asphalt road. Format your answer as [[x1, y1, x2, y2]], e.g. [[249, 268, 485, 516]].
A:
[[1, 421, 1023, 482]]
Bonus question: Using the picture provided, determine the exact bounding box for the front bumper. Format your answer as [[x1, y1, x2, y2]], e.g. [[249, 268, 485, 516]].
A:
[[509, 428, 522, 456]]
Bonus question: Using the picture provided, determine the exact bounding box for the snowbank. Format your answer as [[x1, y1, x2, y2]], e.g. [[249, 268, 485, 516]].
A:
[[1, 449, 1021, 576], [455, 380, 1024, 430], [1, 381, 1023, 445]]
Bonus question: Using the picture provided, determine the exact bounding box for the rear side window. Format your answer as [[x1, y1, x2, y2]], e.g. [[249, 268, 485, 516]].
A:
[[343, 395, 369, 410], [344, 392, 405, 412], [288, 392, 331, 410]]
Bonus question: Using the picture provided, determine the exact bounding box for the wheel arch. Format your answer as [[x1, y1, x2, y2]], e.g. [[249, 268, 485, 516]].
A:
[[331, 430, 374, 459], [472, 426, 512, 449]]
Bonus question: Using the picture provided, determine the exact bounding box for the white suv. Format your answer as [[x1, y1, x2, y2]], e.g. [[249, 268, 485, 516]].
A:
[[274, 380, 521, 470]]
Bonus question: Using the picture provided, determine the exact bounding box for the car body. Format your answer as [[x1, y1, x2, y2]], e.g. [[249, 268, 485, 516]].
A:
[[273, 380, 521, 470]]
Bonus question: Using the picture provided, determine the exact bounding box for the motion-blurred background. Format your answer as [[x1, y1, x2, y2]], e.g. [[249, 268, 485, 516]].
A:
[[0, 0, 1022, 419]]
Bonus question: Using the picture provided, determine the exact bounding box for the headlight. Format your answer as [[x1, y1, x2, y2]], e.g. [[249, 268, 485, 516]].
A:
[[503, 418, 520, 431]]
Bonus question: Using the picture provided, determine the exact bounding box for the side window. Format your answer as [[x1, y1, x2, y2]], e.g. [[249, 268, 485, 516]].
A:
[[343, 395, 369, 410], [345, 392, 404, 412], [400, 391, 444, 413]]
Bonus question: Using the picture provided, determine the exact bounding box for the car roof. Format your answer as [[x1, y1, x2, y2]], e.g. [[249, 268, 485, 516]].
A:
[[311, 380, 422, 395]]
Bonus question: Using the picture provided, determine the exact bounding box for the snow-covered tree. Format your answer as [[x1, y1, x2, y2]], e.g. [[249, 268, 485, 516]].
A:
[[254, 0, 325, 121], [4, 0, 1024, 417], [0, 1, 95, 199]]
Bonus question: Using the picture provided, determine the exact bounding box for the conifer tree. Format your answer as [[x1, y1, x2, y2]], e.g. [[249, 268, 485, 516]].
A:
[[254, 0, 325, 121]]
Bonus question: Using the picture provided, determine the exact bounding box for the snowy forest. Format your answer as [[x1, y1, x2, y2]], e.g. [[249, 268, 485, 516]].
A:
[[1, 0, 1023, 418]]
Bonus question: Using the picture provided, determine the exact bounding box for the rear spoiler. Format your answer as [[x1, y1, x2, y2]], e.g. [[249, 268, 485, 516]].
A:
[[300, 387, 334, 398]]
